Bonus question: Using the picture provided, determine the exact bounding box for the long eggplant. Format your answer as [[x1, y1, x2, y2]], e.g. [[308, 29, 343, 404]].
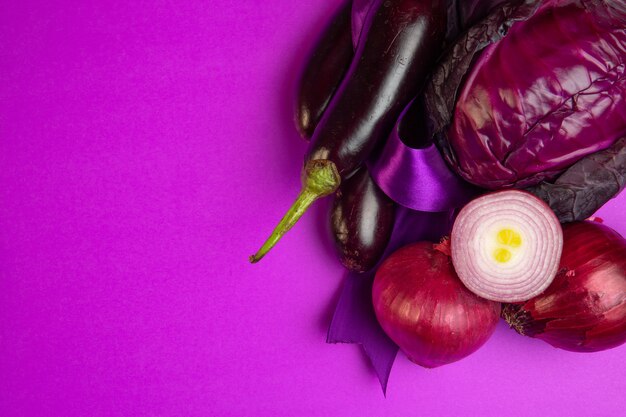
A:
[[295, 0, 354, 140], [251, 0, 447, 263]]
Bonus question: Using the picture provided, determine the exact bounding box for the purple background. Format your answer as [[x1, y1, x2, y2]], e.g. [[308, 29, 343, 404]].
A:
[[1, 1, 624, 416]]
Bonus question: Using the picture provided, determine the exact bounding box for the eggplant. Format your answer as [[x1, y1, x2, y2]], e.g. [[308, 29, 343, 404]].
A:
[[526, 137, 626, 223], [294, 0, 395, 273], [331, 169, 396, 272], [306, 0, 447, 178], [251, 0, 447, 263], [295, 0, 354, 140]]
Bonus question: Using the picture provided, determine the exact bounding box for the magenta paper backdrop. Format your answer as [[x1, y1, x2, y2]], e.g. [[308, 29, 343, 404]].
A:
[[1, 1, 625, 416]]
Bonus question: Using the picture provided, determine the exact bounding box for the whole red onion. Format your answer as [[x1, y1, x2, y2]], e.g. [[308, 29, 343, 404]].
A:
[[372, 241, 501, 368], [502, 221, 626, 352]]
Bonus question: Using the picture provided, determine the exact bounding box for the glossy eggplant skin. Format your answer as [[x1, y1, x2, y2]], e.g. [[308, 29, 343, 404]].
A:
[[295, 0, 354, 140], [307, 0, 447, 179], [331, 168, 396, 272]]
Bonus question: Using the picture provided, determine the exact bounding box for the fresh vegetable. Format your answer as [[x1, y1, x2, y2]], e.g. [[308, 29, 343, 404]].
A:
[[293, 1, 395, 272], [502, 221, 626, 352], [331, 168, 396, 272], [451, 190, 563, 303], [251, 0, 447, 263], [527, 137, 626, 223], [372, 241, 501, 368], [295, 0, 354, 140], [425, 0, 626, 190]]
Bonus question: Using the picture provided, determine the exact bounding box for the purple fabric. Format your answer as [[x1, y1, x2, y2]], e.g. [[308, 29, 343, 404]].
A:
[[351, 0, 376, 48], [328, 208, 455, 392], [327, 271, 398, 395], [368, 106, 478, 211]]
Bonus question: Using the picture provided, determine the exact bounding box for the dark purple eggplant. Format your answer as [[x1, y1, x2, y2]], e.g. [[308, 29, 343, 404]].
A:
[[251, 0, 447, 263], [295, 0, 354, 140], [294, 2, 396, 272], [526, 137, 626, 223], [331, 169, 396, 272]]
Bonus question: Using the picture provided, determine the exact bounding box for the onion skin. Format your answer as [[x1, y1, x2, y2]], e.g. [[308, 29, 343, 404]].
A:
[[502, 221, 626, 352], [373, 242, 501, 368]]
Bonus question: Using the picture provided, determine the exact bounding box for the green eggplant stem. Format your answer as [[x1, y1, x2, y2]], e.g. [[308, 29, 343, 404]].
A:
[[250, 159, 341, 263]]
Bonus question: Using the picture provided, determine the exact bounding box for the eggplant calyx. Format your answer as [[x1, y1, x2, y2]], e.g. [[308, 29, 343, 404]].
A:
[[249, 159, 340, 263]]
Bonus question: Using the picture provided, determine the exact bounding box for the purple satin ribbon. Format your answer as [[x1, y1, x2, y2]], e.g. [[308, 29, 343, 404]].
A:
[[327, 270, 397, 395], [351, 0, 374, 49], [368, 103, 477, 212]]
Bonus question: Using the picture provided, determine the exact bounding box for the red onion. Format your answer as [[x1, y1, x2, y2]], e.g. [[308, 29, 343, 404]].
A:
[[451, 190, 563, 303], [502, 221, 626, 352], [372, 241, 501, 368]]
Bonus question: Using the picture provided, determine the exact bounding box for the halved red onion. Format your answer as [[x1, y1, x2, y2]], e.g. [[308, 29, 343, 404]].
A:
[[451, 190, 563, 303]]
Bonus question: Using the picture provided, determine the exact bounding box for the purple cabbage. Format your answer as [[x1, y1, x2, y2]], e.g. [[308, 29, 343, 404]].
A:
[[425, 0, 626, 190]]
